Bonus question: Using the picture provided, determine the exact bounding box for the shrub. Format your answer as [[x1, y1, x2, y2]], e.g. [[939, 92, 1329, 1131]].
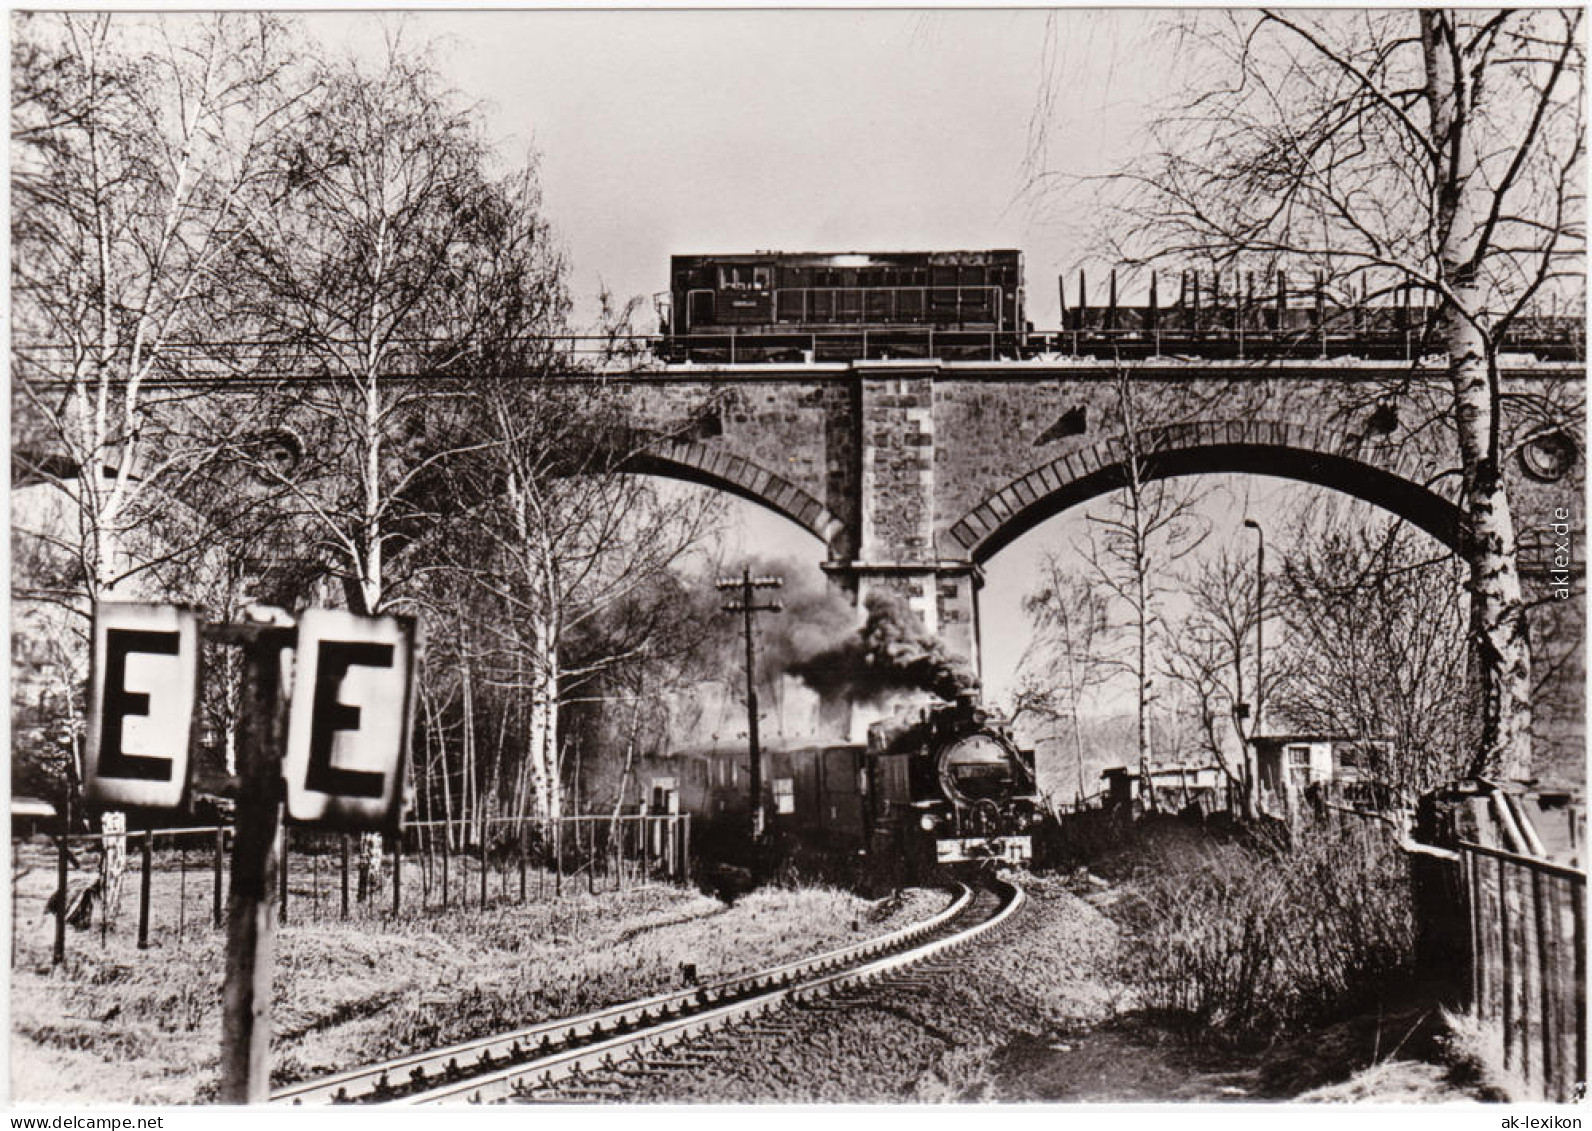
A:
[[1121, 816, 1415, 1042]]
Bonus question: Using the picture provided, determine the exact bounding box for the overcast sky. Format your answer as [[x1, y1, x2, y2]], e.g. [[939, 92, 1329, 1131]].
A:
[[301, 8, 1173, 329], [284, 10, 1413, 728], [287, 10, 1415, 719]]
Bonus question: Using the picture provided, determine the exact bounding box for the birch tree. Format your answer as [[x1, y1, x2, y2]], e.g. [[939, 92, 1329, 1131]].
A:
[[1084, 373, 1209, 808], [12, 12, 309, 611], [1082, 9, 1584, 777], [438, 379, 722, 821], [1015, 560, 1113, 806], [224, 35, 564, 885], [11, 13, 312, 812], [232, 35, 566, 619], [1162, 546, 1288, 818]]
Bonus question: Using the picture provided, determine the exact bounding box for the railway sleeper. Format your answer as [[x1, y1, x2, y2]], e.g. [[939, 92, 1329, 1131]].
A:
[[643, 1055, 719, 1068], [548, 1086, 625, 1100]]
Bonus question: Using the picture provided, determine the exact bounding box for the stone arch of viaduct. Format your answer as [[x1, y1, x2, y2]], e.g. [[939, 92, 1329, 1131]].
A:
[[613, 359, 1583, 782], [946, 418, 1464, 562]]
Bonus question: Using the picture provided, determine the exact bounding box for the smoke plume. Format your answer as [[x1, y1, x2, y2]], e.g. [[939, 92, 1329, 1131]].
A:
[[738, 556, 858, 686], [791, 587, 980, 704]]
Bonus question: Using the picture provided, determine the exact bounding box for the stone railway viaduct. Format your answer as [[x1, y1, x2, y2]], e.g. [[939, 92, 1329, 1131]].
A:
[[608, 355, 1585, 784], [14, 351, 1586, 783]]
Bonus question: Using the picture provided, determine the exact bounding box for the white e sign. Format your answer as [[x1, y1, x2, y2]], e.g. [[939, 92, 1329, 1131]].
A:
[[85, 603, 199, 811], [283, 609, 415, 831]]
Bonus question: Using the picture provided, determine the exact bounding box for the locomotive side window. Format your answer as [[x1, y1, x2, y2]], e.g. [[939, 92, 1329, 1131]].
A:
[[719, 265, 770, 291], [773, 778, 795, 815]]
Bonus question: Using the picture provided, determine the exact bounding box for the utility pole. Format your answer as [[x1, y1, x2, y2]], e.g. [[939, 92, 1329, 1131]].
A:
[[717, 566, 783, 842]]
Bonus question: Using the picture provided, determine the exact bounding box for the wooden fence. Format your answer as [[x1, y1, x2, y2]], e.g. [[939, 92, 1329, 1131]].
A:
[[15, 812, 690, 968], [1458, 839, 1586, 1102], [1261, 797, 1585, 1101]]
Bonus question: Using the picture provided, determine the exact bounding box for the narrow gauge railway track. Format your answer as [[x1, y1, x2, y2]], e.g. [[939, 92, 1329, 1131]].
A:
[[273, 877, 1022, 1106]]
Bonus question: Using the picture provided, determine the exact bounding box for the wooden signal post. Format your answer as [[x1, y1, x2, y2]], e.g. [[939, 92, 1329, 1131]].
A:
[[207, 616, 294, 1104], [717, 567, 782, 842]]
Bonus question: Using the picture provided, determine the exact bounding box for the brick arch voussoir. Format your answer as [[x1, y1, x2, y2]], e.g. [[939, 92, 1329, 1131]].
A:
[[628, 438, 843, 548], [944, 417, 1460, 561]]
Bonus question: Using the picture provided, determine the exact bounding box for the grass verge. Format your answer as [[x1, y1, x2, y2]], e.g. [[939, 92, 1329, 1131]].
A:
[[10, 878, 944, 1104]]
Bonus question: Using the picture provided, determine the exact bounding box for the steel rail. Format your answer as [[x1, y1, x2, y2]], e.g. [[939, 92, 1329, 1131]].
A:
[[272, 882, 976, 1105], [397, 877, 1023, 1106]]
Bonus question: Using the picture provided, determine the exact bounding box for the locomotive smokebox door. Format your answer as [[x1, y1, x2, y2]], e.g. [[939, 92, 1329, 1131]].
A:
[[937, 734, 1023, 804]]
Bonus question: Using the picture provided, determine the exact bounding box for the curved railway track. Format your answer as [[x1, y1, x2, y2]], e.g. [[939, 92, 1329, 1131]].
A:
[[274, 875, 1023, 1106]]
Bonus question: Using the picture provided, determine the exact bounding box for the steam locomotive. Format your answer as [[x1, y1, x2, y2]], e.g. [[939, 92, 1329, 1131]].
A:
[[638, 694, 1040, 880]]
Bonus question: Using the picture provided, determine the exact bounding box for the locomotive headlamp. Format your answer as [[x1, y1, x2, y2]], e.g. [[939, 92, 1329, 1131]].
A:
[[919, 814, 938, 832]]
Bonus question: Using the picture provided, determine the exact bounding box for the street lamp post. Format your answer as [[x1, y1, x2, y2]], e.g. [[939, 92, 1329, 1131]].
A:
[[1243, 518, 1265, 818]]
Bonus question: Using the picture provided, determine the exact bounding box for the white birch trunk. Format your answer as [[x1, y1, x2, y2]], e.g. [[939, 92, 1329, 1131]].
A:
[[1422, 11, 1534, 779]]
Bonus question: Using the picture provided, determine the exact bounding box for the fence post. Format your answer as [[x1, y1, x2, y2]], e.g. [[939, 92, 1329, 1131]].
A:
[[479, 823, 489, 909], [1500, 856, 1516, 1070], [1467, 850, 1485, 1012], [392, 831, 403, 917], [441, 818, 450, 909], [11, 837, 19, 968], [519, 820, 528, 903], [178, 837, 187, 944], [555, 819, 562, 898], [340, 834, 350, 921], [278, 828, 289, 925], [1573, 880, 1587, 1089], [53, 827, 68, 966], [214, 827, 226, 930], [1532, 868, 1554, 1096], [682, 814, 691, 884], [137, 828, 154, 950]]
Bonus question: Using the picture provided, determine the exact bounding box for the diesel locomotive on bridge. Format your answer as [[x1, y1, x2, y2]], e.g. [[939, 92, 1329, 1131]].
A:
[[641, 693, 1040, 881], [657, 250, 1029, 363]]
